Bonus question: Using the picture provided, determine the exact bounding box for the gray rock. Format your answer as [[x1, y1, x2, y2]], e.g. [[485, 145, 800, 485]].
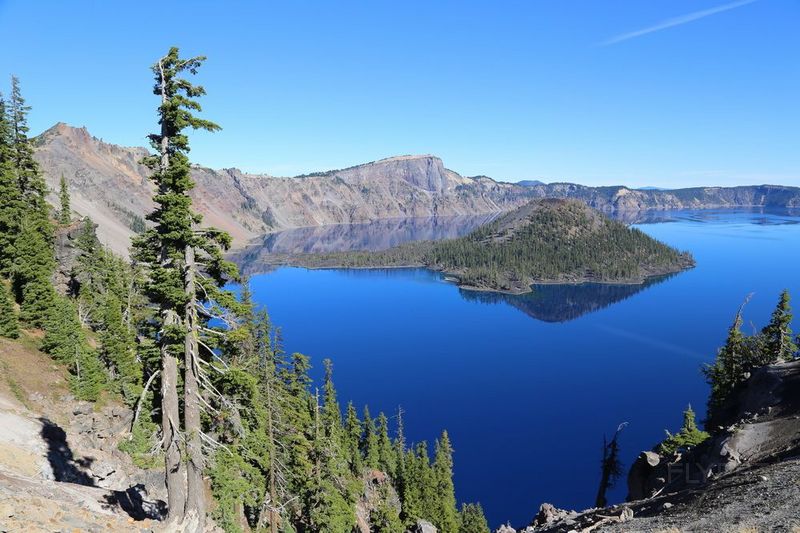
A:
[[411, 519, 438, 533], [531, 503, 570, 527], [627, 451, 662, 501]]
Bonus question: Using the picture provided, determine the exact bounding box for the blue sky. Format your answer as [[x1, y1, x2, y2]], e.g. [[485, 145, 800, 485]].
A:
[[1, 0, 798, 187]]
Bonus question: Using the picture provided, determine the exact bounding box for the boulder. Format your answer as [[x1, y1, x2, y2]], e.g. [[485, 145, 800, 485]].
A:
[[410, 519, 438, 533], [626, 451, 662, 500], [531, 503, 570, 527]]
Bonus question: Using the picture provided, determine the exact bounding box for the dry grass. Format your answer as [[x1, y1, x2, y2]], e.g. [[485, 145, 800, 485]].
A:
[[0, 333, 70, 419]]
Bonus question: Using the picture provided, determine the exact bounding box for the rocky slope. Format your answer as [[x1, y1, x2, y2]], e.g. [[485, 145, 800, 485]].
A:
[[34, 123, 800, 257], [503, 360, 800, 532], [0, 336, 165, 532]]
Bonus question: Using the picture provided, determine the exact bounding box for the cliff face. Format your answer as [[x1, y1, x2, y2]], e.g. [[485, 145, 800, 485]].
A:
[[33, 123, 533, 255], [34, 123, 800, 257]]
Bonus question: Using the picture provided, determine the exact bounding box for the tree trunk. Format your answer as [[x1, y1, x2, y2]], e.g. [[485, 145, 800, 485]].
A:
[[162, 309, 186, 524], [158, 57, 187, 525], [267, 375, 278, 533], [184, 243, 205, 531]]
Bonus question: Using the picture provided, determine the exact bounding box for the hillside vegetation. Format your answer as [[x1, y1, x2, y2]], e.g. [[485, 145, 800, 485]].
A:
[[289, 199, 694, 293]]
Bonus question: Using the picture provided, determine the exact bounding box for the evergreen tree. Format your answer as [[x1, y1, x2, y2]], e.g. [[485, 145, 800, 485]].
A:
[[344, 402, 364, 476], [362, 406, 380, 469], [309, 361, 356, 532], [595, 423, 626, 508], [703, 306, 748, 427], [762, 289, 797, 362], [458, 503, 489, 533], [7, 77, 54, 297], [132, 47, 235, 528], [657, 404, 710, 456], [0, 93, 23, 275], [41, 295, 105, 401], [415, 442, 437, 521], [322, 359, 343, 439], [376, 412, 397, 478], [0, 280, 19, 338], [58, 174, 71, 225], [18, 268, 56, 328], [98, 293, 141, 405], [432, 431, 459, 533]]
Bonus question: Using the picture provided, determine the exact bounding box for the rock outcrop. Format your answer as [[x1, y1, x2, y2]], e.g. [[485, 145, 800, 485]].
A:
[[0, 337, 164, 531]]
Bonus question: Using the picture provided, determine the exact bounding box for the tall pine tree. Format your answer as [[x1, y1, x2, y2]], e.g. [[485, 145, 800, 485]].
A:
[[132, 47, 236, 529], [432, 431, 459, 533]]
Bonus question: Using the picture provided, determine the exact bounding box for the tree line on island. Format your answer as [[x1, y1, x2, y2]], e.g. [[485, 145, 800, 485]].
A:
[[0, 50, 490, 533], [280, 199, 694, 294]]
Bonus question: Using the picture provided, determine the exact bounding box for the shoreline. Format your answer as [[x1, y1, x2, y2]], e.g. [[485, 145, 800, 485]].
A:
[[251, 256, 695, 296]]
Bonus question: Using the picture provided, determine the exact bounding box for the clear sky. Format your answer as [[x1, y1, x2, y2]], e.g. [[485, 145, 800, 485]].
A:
[[1, 0, 798, 187]]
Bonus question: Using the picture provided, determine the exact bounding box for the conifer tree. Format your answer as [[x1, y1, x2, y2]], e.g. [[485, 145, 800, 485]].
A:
[[595, 423, 625, 508], [432, 431, 459, 533], [98, 293, 141, 405], [309, 360, 356, 532], [459, 503, 490, 533], [132, 47, 236, 528], [762, 289, 797, 362], [415, 441, 437, 521], [58, 175, 71, 225], [0, 94, 22, 275], [18, 266, 56, 328], [41, 295, 105, 401], [657, 404, 710, 456], [376, 412, 397, 478], [0, 280, 19, 338], [362, 406, 380, 469], [344, 401, 364, 476], [703, 305, 748, 427], [8, 77, 53, 277]]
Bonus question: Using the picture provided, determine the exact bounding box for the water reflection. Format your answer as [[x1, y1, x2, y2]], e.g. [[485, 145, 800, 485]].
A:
[[231, 207, 800, 322], [459, 276, 674, 323], [232, 214, 498, 276]]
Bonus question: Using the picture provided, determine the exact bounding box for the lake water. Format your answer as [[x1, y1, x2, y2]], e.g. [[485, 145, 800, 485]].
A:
[[237, 209, 800, 527]]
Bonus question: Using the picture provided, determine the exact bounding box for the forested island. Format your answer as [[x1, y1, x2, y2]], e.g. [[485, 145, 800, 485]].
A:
[[281, 199, 695, 294]]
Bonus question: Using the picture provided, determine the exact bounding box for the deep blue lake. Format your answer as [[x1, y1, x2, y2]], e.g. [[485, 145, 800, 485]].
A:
[[237, 209, 800, 527]]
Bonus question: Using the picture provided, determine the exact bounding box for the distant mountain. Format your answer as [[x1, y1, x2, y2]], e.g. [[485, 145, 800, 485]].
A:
[[517, 179, 545, 187], [33, 123, 800, 255], [637, 186, 670, 191]]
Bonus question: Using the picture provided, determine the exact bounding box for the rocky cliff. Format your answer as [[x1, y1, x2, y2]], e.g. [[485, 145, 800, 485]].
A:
[[34, 123, 800, 257], [34, 123, 532, 255]]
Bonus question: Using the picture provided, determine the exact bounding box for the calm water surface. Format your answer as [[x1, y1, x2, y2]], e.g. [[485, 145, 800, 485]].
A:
[[240, 209, 800, 527]]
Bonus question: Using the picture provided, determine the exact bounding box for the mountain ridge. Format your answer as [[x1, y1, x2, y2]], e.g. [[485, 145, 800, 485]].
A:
[[33, 123, 800, 256]]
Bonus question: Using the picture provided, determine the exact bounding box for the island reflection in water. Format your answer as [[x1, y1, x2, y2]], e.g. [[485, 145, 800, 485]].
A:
[[459, 275, 675, 323], [230, 212, 694, 322]]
